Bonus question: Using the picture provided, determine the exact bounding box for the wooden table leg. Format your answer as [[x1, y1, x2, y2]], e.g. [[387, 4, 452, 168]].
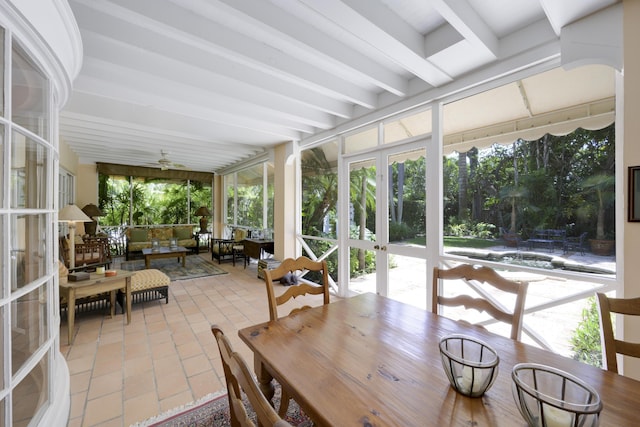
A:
[[145, 255, 150, 269], [254, 355, 275, 402], [181, 253, 186, 267], [67, 290, 76, 345], [109, 290, 116, 318], [125, 277, 132, 325]]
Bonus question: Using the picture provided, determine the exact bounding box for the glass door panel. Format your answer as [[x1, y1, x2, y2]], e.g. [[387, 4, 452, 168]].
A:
[[344, 141, 428, 305], [346, 157, 378, 293]]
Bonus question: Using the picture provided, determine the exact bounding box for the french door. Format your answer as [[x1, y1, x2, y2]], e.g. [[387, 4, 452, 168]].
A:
[[343, 139, 429, 309]]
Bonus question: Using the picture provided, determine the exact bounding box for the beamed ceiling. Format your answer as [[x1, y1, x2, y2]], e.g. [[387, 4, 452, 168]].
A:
[[61, 0, 620, 174]]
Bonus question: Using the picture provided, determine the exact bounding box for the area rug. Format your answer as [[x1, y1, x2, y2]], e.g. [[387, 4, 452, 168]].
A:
[[120, 255, 228, 281], [131, 385, 313, 427]]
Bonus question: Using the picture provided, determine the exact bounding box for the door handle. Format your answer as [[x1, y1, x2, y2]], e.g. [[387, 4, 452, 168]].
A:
[[374, 245, 380, 250], [380, 246, 387, 251]]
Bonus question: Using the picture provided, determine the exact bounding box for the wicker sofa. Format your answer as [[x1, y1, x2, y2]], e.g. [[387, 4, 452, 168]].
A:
[[125, 225, 198, 260]]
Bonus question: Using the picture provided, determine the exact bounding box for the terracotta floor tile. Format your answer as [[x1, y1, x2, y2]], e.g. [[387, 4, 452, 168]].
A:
[[124, 391, 159, 426], [87, 372, 123, 400], [182, 353, 212, 377], [83, 391, 122, 426]]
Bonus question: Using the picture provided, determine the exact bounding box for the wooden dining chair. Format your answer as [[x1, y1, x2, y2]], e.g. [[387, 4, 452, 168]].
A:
[[263, 256, 330, 321], [432, 264, 529, 341], [596, 292, 640, 374], [263, 256, 330, 417], [211, 325, 293, 427]]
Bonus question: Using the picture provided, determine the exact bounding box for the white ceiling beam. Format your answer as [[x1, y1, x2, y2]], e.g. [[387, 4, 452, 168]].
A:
[[431, 0, 498, 58], [181, 0, 408, 97], [293, 0, 453, 87], [72, 0, 377, 108], [75, 60, 317, 136], [81, 33, 336, 131], [81, 28, 354, 119]]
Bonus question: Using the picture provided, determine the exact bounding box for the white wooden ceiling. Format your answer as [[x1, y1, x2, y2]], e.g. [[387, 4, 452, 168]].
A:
[[61, 0, 619, 173]]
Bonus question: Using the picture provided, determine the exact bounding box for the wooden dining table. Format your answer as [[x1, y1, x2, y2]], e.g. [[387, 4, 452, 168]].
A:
[[238, 292, 640, 426]]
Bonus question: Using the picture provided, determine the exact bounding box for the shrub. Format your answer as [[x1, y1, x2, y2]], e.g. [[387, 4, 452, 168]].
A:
[[569, 297, 602, 367]]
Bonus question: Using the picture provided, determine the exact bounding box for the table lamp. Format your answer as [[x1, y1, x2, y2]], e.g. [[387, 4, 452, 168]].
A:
[[59, 204, 92, 269], [81, 203, 104, 236], [195, 206, 211, 233]]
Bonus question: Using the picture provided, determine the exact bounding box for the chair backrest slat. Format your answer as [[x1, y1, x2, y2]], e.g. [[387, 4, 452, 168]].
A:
[[596, 292, 640, 374], [432, 264, 528, 341], [263, 256, 330, 321]]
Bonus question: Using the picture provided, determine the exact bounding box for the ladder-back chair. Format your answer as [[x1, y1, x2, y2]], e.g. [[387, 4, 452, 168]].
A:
[[596, 292, 640, 374], [432, 264, 529, 341], [211, 326, 292, 427]]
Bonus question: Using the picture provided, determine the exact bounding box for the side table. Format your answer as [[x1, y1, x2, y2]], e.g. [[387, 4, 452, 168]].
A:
[[59, 270, 135, 344]]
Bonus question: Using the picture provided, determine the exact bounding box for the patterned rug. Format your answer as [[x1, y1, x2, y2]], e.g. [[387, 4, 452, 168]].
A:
[[131, 385, 313, 427], [120, 255, 228, 281]]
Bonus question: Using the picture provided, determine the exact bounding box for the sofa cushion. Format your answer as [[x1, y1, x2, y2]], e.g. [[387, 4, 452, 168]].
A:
[[151, 227, 173, 240], [174, 227, 192, 240], [130, 228, 148, 242]]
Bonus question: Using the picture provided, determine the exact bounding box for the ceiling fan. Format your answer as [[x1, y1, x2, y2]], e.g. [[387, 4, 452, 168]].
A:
[[155, 150, 186, 170]]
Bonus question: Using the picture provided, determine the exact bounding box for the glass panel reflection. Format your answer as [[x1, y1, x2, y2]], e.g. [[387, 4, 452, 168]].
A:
[[12, 42, 49, 137], [11, 132, 48, 209], [0, 124, 4, 206], [0, 28, 4, 117], [10, 214, 47, 290], [348, 249, 377, 295], [12, 350, 49, 427], [11, 286, 48, 376], [301, 143, 339, 239]]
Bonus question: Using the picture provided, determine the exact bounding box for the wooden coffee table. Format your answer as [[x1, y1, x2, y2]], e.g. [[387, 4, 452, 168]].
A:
[[142, 246, 187, 269]]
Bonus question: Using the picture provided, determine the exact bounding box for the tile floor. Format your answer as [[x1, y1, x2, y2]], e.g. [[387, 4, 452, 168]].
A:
[[61, 254, 279, 427]]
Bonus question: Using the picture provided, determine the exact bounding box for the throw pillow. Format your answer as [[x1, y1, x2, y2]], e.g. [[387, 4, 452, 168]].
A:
[[130, 228, 148, 242], [174, 227, 192, 240]]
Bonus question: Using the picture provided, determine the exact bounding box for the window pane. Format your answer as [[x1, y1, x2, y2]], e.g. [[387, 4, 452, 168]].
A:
[[442, 124, 616, 276], [301, 142, 338, 239], [266, 163, 274, 230], [11, 132, 48, 209], [12, 42, 48, 137], [11, 285, 48, 376], [13, 350, 49, 426], [11, 214, 47, 290], [225, 174, 234, 226], [237, 164, 264, 228]]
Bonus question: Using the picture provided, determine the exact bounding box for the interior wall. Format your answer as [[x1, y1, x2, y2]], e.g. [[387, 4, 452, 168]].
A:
[[76, 163, 98, 208], [622, 0, 640, 380], [59, 138, 78, 174]]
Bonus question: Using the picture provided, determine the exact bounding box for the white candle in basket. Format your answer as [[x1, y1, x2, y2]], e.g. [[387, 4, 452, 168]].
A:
[[543, 406, 572, 427], [457, 366, 487, 394]]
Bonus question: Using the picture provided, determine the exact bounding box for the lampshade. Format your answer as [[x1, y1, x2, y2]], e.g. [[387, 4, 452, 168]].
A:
[[59, 204, 92, 223], [82, 203, 104, 217], [195, 206, 211, 216]]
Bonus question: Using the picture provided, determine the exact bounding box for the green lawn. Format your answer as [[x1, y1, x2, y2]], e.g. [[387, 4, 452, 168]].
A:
[[406, 236, 499, 249], [443, 236, 498, 249]]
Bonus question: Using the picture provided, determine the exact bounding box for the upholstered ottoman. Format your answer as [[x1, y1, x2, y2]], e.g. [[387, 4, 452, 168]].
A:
[[118, 269, 171, 307]]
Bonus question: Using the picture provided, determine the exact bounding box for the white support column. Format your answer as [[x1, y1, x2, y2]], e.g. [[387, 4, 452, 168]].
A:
[[426, 103, 444, 311]]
